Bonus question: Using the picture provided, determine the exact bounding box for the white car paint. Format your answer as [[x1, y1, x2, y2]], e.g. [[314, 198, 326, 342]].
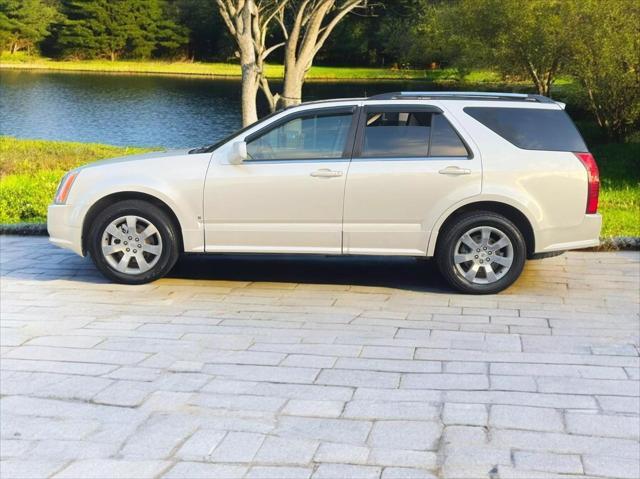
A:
[[47, 96, 602, 262]]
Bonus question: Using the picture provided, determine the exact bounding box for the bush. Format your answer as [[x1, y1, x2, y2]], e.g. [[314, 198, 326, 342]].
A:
[[0, 136, 152, 223], [0, 171, 61, 223]]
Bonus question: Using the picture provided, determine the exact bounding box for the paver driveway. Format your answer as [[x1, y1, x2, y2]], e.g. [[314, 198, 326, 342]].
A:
[[1, 235, 639, 479]]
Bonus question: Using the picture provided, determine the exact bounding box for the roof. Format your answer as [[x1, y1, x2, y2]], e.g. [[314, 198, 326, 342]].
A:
[[296, 91, 564, 109], [367, 91, 557, 104]]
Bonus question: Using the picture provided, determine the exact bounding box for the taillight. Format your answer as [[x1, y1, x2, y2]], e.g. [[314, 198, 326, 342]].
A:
[[574, 152, 599, 214]]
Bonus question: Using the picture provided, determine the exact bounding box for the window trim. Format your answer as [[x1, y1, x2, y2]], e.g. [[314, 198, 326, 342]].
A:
[[353, 105, 472, 160], [244, 106, 358, 162]]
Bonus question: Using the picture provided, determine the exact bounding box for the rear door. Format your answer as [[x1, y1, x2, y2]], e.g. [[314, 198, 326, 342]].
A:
[[343, 104, 482, 255]]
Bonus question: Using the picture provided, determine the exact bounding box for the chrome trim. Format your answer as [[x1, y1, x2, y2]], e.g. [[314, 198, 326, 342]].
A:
[[242, 158, 351, 164], [350, 156, 471, 162]]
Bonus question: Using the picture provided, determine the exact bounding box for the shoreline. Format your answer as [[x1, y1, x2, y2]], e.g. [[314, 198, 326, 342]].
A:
[[0, 59, 514, 84]]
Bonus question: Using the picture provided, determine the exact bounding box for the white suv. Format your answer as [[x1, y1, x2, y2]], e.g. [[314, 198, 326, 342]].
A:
[[48, 92, 601, 293]]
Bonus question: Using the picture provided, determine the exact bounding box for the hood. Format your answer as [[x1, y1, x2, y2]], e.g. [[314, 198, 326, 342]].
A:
[[78, 149, 193, 171]]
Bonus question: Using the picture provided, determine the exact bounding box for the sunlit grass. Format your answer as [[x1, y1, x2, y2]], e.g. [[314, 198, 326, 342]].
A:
[[0, 53, 507, 82], [0, 137, 153, 223], [591, 143, 640, 237]]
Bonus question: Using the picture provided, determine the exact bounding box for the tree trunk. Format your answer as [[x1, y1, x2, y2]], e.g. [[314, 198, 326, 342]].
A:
[[280, 66, 304, 109], [538, 81, 550, 96], [241, 63, 260, 125], [237, 0, 260, 126]]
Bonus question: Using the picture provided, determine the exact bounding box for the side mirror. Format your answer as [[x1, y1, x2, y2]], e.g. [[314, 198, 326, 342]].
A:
[[229, 141, 248, 165]]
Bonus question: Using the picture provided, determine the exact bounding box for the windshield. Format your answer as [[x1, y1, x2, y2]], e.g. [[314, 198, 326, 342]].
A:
[[188, 110, 286, 154]]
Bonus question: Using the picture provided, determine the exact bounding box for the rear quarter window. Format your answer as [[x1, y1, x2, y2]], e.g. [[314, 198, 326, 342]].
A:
[[464, 107, 588, 152]]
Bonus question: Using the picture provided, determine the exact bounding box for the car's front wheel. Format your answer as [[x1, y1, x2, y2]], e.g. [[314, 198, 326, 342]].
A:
[[88, 200, 179, 284], [436, 211, 526, 294]]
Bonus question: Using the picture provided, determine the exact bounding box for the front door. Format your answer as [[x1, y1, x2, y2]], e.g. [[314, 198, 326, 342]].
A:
[[203, 107, 357, 254], [343, 105, 482, 255]]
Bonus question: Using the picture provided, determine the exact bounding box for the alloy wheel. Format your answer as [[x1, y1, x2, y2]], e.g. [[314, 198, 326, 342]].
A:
[[101, 215, 163, 275], [453, 226, 514, 284]]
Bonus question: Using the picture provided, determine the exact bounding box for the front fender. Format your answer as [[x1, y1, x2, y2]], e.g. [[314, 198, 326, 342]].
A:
[[66, 153, 211, 253]]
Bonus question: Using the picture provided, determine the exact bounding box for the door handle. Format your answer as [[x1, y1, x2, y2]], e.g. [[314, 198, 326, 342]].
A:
[[438, 166, 471, 176], [310, 168, 343, 178]]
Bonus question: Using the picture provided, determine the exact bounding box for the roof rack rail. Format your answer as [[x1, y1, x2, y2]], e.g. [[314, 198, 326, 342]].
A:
[[368, 91, 556, 104]]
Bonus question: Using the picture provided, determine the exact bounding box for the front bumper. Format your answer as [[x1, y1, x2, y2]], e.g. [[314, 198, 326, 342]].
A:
[[535, 213, 602, 253], [47, 204, 84, 256]]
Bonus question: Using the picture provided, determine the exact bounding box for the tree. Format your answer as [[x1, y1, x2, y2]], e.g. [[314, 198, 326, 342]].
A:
[[125, 0, 188, 59], [313, 0, 422, 68], [53, 0, 187, 60], [422, 0, 576, 96], [216, 0, 287, 125], [216, 0, 368, 125], [0, 0, 57, 54], [269, 0, 369, 109], [569, 0, 640, 140], [54, 0, 130, 60], [174, 0, 235, 60]]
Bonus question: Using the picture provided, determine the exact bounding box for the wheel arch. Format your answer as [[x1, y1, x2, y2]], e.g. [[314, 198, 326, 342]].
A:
[[81, 191, 184, 255], [429, 200, 536, 258]]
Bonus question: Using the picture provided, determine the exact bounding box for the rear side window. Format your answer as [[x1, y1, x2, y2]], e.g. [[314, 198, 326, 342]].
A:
[[363, 111, 431, 157], [464, 107, 587, 152], [430, 114, 469, 157], [361, 110, 469, 158]]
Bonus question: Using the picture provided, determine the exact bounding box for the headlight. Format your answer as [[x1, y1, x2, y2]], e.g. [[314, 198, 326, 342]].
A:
[[54, 170, 79, 205]]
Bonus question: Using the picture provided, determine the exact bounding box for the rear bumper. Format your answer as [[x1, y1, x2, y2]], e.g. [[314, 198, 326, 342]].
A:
[[535, 214, 602, 253], [47, 204, 83, 256]]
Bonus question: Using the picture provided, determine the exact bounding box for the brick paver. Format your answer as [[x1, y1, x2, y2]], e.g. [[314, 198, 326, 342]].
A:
[[1, 236, 639, 479]]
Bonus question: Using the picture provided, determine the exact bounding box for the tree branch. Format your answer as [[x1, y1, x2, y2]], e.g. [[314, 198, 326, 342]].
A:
[[313, 0, 364, 56], [262, 42, 286, 60]]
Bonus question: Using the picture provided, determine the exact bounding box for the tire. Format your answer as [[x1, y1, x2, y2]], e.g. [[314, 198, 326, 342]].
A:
[[88, 200, 180, 284], [436, 211, 526, 294]]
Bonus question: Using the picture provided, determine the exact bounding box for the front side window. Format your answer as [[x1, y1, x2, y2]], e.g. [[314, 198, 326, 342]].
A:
[[363, 111, 431, 157], [247, 111, 353, 161]]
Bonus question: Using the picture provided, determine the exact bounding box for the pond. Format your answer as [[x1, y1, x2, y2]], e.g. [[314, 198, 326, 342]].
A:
[[1, 70, 529, 149]]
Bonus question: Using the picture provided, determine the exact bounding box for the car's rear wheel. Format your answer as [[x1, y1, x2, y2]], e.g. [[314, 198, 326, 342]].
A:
[[436, 211, 526, 294], [88, 200, 179, 284]]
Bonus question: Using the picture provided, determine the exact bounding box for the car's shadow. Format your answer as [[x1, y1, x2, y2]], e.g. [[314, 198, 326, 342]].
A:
[[168, 253, 449, 293], [1, 238, 449, 293]]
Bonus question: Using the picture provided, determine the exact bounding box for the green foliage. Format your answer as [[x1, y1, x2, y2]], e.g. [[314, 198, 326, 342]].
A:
[[0, 136, 150, 176], [0, 171, 59, 223], [173, 0, 234, 60], [0, 0, 57, 53], [568, 0, 640, 141], [591, 142, 640, 237], [417, 0, 576, 95], [52, 0, 187, 60], [316, 0, 426, 68], [0, 136, 152, 223]]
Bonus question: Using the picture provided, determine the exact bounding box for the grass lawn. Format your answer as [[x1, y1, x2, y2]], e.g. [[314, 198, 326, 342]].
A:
[[0, 137, 152, 223], [591, 142, 640, 237], [1, 136, 637, 238], [0, 53, 505, 82]]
